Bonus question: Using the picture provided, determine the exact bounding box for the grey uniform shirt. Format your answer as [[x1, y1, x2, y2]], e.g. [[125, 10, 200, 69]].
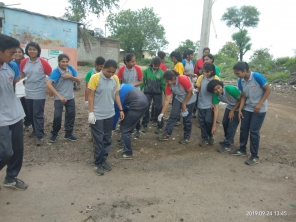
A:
[[184, 60, 194, 81], [50, 67, 75, 101], [89, 72, 119, 120], [218, 86, 240, 110], [198, 76, 215, 109], [121, 66, 141, 90], [170, 76, 196, 104], [23, 58, 47, 99], [239, 72, 268, 113], [0, 63, 25, 126]]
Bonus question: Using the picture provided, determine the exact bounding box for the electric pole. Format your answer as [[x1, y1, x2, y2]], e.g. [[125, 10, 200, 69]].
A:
[[198, 0, 213, 56]]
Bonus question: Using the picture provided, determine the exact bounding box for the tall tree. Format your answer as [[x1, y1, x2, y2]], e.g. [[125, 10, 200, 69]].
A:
[[106, 8, 168, 59], [232, 30, 252, 61], [221, 5, 260, 61], [218, 41, 239, 60], [64, 0, 119, 22], [64, 0, 119, 53], [175, 39, 200, 57]]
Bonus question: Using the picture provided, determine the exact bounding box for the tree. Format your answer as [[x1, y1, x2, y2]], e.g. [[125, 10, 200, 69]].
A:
[[221, 5, 260, 61], [64, 0, 119, 53], [64, 0, 119, 22], [106, 8, 168, 59], [232, 30, 252, 61], [175, 39, 200, 57], [218, 42, 239, 60], [250, 48, 273, 62], [94, 28, 104, 37]]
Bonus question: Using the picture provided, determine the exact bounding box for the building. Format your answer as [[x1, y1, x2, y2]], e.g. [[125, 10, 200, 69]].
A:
[[78, 37, 120, 64], [0, 5, 79, 68]]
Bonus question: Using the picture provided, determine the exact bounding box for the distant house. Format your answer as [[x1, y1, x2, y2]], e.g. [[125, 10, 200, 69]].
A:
[[0, 5, 80, 69], [78, 37, 120, 64]]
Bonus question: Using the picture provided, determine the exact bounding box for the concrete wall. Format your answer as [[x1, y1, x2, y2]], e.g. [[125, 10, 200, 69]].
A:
[[1, 7, 78, 68], [78, 37, 120, 63]]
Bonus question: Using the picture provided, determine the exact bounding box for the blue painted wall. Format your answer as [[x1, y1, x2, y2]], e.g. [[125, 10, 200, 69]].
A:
[[2, 8, 78, 48]]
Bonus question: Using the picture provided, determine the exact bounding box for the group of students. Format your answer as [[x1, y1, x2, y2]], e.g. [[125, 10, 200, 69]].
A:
[[0, 33, 271, 189]]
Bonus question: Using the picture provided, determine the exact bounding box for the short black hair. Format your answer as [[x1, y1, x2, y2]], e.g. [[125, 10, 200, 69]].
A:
[[203, 47, 210, 52], [124, 53, 135, 64], [58, 54, 70, 62], [95, 56, 105, 65], [150, 56, 161, 67], [157, 51, 166, 60], [203, 62, 216, 77], [104, 59, 118, 69], [170, 51, 182, 62], [203, 53, 214, 63], [233, 62, 249, 72], [0, 34, 20, 52], [163, 69, 179, 80], [207, 80, 224, 93], [25, 42, 41, 57]]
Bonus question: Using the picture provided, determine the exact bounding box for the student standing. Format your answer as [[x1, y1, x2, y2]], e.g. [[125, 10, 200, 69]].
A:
[[114, 84, 149, 159], [203, 54, 221, 77], [196, 62, 220, 146], [46, 54, 80, 142], [84, 56, 105, 108], [194, 47, 210, 76], [140, 57, 166, 134], [170, 51, 184, 75], [12, 47, 31, 131], [230, 62, 271, 165], [158, 70, 196, 144], [182, 49, 197, 81], [20, 42, 52, 146], [207, 80, 241, 152], [0, 34, 28, 190], [117, 53, 143, 137], [157, 51, 167, 72], [88, 59, 124, 176]]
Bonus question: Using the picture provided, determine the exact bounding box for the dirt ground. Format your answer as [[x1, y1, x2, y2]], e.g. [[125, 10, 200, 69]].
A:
[[1, 66, 296, 222]]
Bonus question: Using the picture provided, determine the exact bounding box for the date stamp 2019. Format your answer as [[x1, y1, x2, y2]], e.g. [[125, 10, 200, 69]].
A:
[[246, 211, 287, 216]]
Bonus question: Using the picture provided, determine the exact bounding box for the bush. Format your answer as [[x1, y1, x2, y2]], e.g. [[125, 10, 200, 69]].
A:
[[265, 72, 290, 83], [137, 58, 151, 66]]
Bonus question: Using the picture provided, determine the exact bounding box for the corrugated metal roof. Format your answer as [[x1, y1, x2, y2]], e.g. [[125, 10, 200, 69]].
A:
[[0, 6, 82, 25]]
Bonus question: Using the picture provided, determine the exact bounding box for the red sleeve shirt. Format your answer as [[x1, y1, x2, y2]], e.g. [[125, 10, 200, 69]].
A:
[[159, 63, 167, 72], [39, 58, 52, 75], [117, 66, 125, 80], [194, 58, 204, 75], [165, 76, 192, 96], [134, 65, 143, 80]]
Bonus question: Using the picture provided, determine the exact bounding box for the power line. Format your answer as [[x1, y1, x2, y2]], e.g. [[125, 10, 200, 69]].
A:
[[119, 0, 128, 11]]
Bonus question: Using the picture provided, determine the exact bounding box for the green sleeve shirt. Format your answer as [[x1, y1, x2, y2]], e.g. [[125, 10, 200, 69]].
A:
[[85, 69, 93, 83]]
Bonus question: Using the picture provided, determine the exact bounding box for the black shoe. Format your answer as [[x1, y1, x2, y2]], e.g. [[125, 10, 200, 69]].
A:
[[155, 128, 162, 134], [179, 138, 190, 144], [245, 156, 260, 165], [64, 134, 78, 141], [24, 126, 30, 132], [229, 149, 247, 156], [175, 121, 181, 126], [135, 130, 142, 138], [141, 126, 148, 133], [219, 140, 234, 145], [36, 138, 44, 146], [218, 146, 231, 153], [102, 161, 112, 171], [29, 131, 36, 138], [159, 134, 169, 141], [49, 134, 58, 143], [199, 139, 208, 147], [94, 164, 104, 176], [116, 152, 133, 160], [209, 137, 215, 145], [4, 178, 28, 190]]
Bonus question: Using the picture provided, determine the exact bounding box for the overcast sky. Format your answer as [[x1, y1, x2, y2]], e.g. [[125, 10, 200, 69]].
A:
[[4, 0, 296, 60]]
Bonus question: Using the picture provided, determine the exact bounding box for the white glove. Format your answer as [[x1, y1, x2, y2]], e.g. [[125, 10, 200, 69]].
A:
[[85, 101, 88, 109], [158, 113, 164, 122], [88, 112, 96, 124], [15, 77, 27, 98]]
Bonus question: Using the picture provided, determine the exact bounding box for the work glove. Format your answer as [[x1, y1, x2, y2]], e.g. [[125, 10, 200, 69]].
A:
[[88, 112, 96, 124], [15, 77, 27, 98], [158, 113, 164, 122]]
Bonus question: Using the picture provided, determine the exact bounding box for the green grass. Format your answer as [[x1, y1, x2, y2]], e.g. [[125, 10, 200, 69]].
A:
[[265, 72, 290, 83]]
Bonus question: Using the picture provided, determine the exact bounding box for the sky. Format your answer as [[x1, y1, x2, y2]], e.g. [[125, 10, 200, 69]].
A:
[[4, 0, 296, 60]]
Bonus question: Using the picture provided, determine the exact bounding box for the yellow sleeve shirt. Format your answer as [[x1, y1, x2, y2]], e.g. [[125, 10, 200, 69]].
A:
[[174, 62, 184, 75]]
